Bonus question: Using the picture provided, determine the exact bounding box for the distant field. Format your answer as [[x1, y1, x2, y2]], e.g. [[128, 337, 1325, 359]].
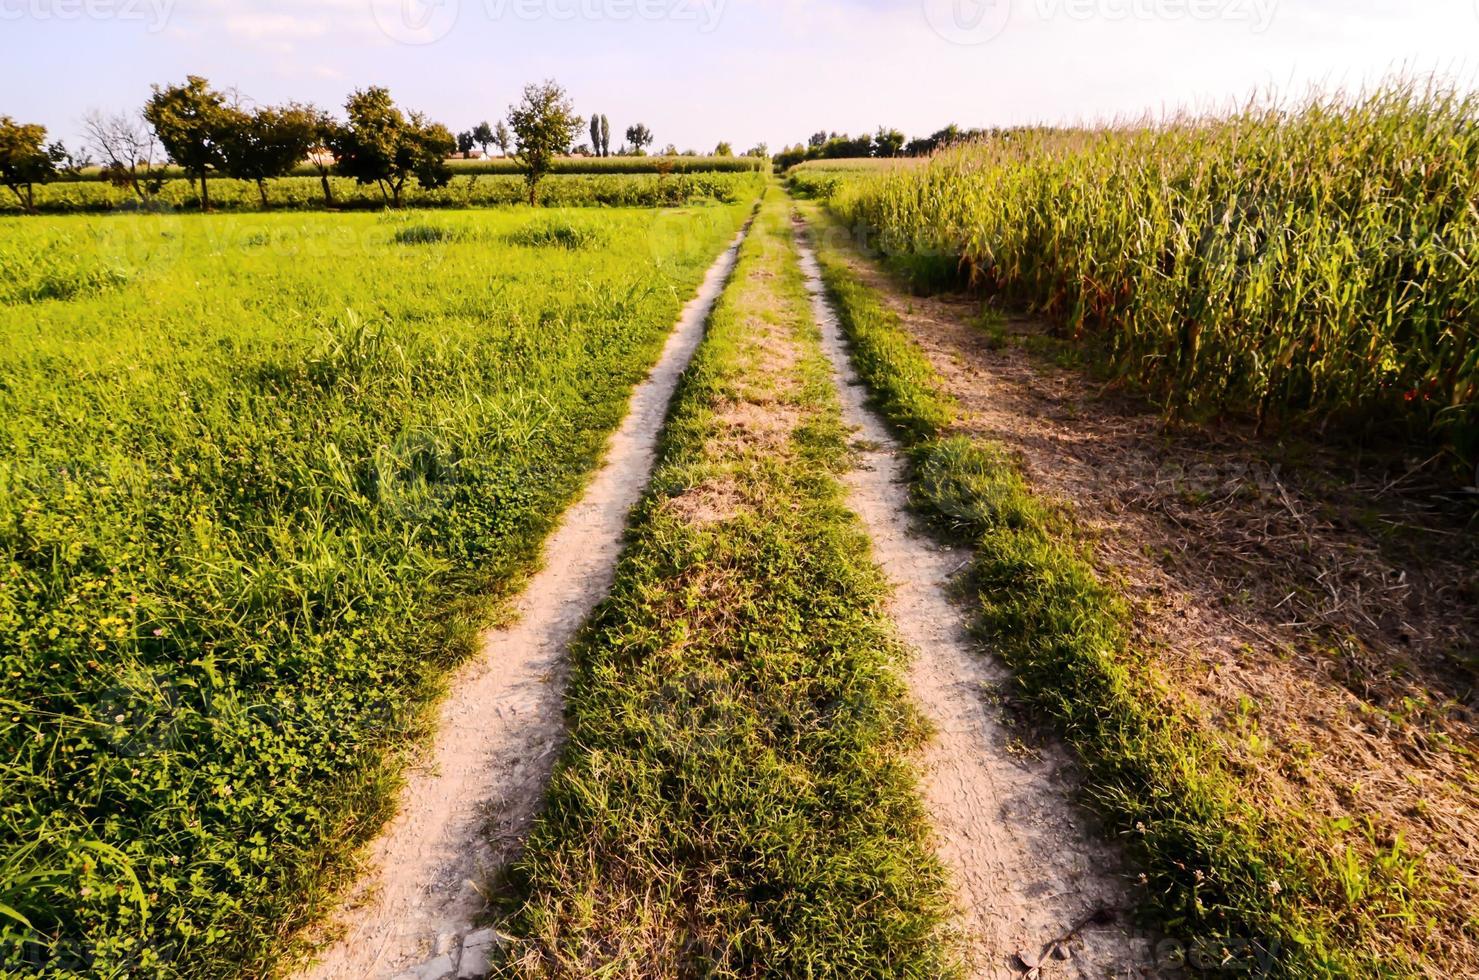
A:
[[784, 158, 921, 201], [786, 157, 923, 172], [0, 201, 755, 977], [439, 154, 764, 175], [6, 172, 764, 214], [54, 155, 764, 184]]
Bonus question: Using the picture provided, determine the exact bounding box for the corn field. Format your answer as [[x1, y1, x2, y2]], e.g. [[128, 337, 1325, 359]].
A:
[[830, 83, 1479, 460]]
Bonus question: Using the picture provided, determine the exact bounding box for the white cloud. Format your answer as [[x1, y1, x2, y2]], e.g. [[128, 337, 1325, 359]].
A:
[[163, 0, 389, 49], [222, 11, 333, 40]]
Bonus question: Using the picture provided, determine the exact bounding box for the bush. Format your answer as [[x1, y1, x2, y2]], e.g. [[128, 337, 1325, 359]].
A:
[[506, 218, 608, 250]]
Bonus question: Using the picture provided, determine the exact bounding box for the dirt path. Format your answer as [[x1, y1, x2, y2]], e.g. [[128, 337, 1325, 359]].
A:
[[795, 225, 1148, 978], [295, 223, 750, 980]]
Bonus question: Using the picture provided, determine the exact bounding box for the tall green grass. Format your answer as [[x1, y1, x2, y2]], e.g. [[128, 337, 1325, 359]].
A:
[[0, 202, 754, 977], [830, 82, 1479, 463]]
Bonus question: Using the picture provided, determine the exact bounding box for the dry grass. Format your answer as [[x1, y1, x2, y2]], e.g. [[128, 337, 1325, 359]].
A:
[[663, 480, 751, 527]]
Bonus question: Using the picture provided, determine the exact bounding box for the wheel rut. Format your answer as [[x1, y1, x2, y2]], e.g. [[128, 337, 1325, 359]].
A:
[[295, 221, 751, 980], [794, 219, 1149, 978]]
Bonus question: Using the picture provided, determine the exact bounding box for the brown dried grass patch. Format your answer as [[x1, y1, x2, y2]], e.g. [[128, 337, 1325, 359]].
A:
[[663, 480, 751, 527]]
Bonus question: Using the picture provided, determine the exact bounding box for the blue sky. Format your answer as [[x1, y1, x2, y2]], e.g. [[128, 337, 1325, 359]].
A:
[[4, 0, 1478, 152]]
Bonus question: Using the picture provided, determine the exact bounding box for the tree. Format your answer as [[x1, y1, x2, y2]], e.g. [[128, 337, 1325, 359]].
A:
[[51, 142, 88, 175], [599, 114, 611, 157], [507, 79, 583, 206], [873, 127, 905, 157], [625, 123, 653, 155], [902, 125, 974, 157], [713, 141, 733, 157], [590, 115, 602, 157], [772, 144, 808, 170], [84, 110, 165, 204], [143, 75, 237, 211], [471, 120, 495, 157], [332, 87, 455, 207], [661, 143, 678, 156], [457, 130, 475, 158], [302, 106, 341, 206], [813, 133, 872, 159], [0, 117, 66, 213], [221, 104, 318, 208], [744, 143, 769, 158], [493, 120, 512, 157], [909, 124, 966, 157]]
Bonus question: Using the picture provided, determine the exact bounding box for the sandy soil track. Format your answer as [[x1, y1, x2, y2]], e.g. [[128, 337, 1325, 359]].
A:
[[795, 222, 1149, 978], [295, 222, 750, 980]]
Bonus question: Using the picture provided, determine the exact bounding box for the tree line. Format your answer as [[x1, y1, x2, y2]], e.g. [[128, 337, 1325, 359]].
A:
[[1, 77, 758, 213], [772, 124, 1009, 169]]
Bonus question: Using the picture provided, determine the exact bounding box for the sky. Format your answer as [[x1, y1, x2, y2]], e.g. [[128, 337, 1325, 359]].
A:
[[4, 0, 1479, 153]]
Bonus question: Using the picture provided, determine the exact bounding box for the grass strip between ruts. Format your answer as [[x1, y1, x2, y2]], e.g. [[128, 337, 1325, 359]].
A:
[[494, 193, 960, 977]]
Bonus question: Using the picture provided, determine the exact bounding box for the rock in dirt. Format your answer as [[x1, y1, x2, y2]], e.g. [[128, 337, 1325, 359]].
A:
[[458, 927, 505, 978], [417, 953, 459, 980]]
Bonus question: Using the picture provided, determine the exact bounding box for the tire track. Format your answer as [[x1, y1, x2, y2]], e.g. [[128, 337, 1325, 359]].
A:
[[794, 220, 1150, 978], [295, 219, 751, 980]]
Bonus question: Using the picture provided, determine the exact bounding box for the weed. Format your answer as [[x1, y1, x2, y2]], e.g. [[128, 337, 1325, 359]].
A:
[[506, 218, 608, 250], [392, 224, 469, 245]]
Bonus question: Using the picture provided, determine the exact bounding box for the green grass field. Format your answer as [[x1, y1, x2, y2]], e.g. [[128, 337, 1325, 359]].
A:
[[0, 201, 754, 977], [5, 73, 1476, 980]]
